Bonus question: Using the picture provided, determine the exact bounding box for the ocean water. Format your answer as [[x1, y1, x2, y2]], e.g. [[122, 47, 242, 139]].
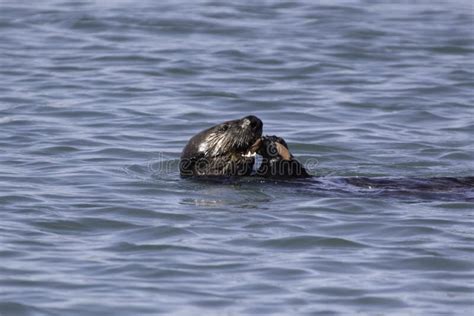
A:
[[1, 0, 473, 315]]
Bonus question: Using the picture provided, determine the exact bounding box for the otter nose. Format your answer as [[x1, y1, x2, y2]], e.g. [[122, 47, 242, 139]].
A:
[[242, 115, 262, 131]]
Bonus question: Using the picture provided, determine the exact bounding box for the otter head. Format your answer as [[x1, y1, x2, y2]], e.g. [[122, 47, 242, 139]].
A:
[[180, 115, 263, 176], [256, 135, 310, 178]]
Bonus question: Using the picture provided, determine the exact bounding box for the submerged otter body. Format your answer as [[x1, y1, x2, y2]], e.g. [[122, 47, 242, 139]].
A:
[[180, 115, 262, 176], [256, 136, 474, 198]]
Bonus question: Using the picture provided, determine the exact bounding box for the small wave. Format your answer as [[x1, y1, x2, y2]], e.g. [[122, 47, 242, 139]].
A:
[[259, 235, 367, 249]]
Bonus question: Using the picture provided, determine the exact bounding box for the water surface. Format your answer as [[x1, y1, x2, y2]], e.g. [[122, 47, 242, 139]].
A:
[[1, 1, 473, 315]]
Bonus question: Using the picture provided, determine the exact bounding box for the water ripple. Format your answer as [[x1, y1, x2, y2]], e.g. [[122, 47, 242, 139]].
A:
[[1, 1, 473, 315]]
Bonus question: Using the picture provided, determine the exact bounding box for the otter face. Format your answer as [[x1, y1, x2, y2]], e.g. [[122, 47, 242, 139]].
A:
[[256, 135, 310, 178], [180, 116, 263, 176]]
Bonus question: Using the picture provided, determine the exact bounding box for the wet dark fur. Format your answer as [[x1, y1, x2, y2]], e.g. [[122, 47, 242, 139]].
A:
[[180, 115, 262, 176], [256, 135, 310, 178]]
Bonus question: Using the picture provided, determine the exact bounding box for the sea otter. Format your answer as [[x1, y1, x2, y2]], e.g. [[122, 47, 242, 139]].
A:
[[179, 116, 310, 178], [180, 115, 263, 176], [179, 117, 474, 199]]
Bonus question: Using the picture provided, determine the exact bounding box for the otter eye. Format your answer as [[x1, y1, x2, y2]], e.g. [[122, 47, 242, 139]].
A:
[[250, 120, 258, 129], [221, 124, 229, 131]]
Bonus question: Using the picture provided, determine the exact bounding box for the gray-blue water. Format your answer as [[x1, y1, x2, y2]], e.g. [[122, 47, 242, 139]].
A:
[[1, 1, 473, 315]]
